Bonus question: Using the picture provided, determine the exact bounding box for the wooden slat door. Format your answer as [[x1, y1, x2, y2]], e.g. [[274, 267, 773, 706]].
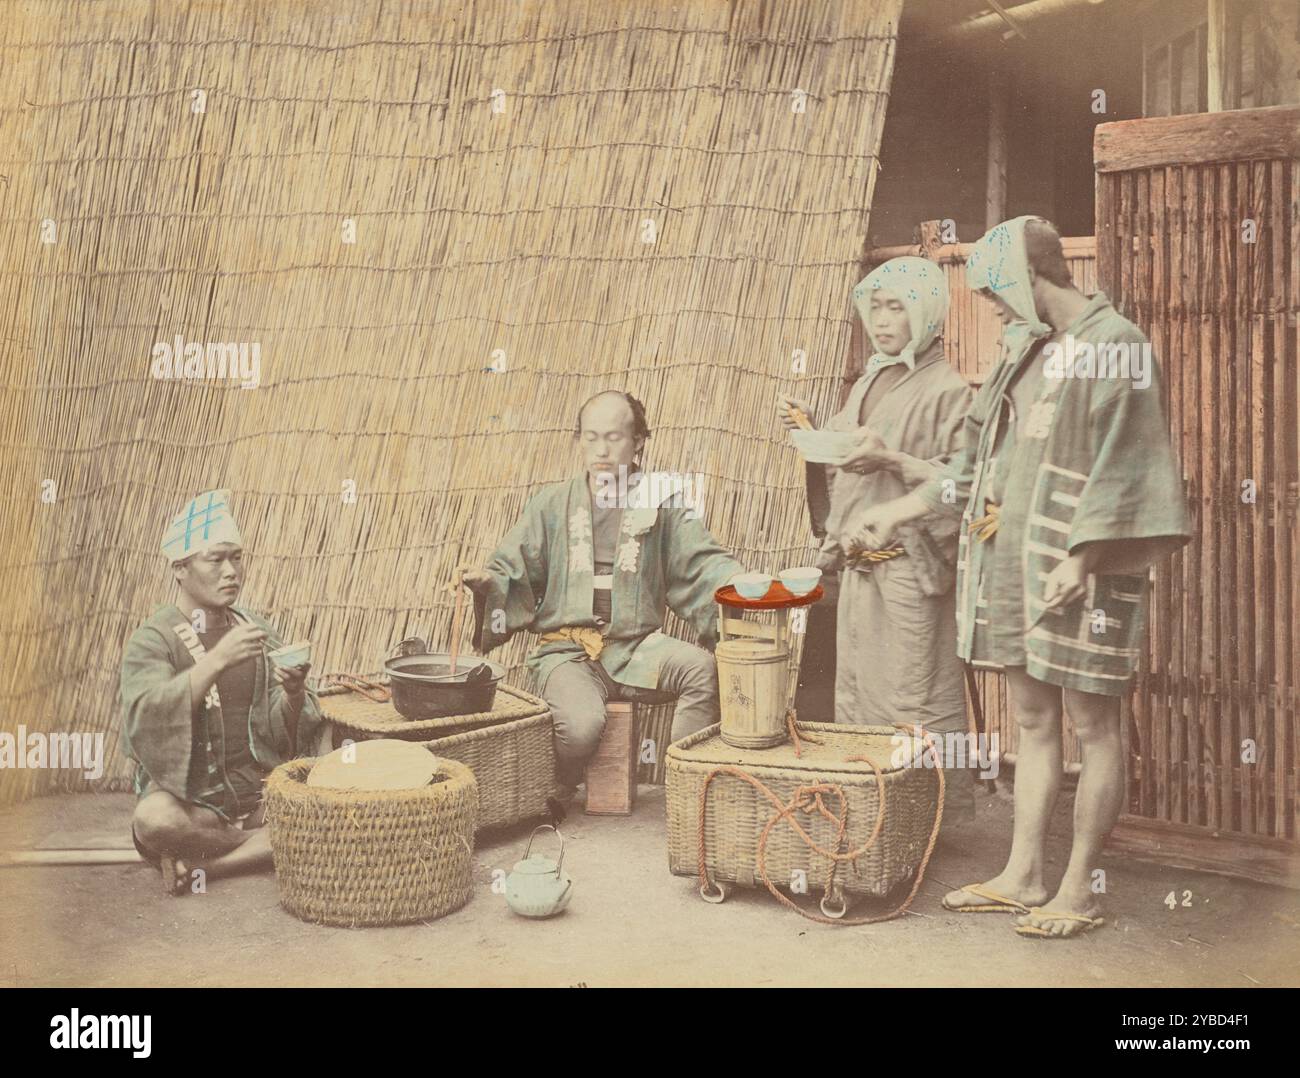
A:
[[1095, 106, 1300, 886]]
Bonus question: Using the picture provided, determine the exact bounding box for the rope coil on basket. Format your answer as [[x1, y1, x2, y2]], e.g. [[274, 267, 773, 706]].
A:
[[696, 723, 945, 925], [321, 672, 391, 703], [784, 707, 822, 758]]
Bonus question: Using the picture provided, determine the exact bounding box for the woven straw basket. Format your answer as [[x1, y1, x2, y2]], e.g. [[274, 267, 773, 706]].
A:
[[666, 723, 940, 899], [266, 754, 477, 927], [426, 711, 555, 831]]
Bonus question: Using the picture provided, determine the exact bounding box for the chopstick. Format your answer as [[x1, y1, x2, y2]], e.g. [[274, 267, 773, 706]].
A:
[[788, 404, 814, 431], [448, 567, 467, 675]]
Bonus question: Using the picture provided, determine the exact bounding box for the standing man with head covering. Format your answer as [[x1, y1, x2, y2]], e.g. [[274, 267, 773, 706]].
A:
[[853, 217, 1191, 937], [778, 256, 974, 813], [121, 489, 323, 895]]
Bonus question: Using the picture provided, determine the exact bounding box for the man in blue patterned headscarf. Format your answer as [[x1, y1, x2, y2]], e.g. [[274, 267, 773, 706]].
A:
[[122, 490, 323, 895], [851, 218, 1190, 938], [779, 256, 974, 818]]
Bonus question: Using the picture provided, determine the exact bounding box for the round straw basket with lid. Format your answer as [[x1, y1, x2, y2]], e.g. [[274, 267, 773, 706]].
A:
[[265, 753, 477, 927]]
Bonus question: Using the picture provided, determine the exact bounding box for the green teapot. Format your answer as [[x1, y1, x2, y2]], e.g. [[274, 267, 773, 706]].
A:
[[505, 825, 573, 918]]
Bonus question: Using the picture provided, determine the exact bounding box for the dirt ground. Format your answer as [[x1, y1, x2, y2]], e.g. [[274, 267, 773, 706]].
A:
[[1, 783, 1297, 988]]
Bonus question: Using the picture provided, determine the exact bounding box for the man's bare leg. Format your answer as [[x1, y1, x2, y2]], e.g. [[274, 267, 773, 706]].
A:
[[199, 827, 274, 880], [1016, 687, 1121, 937], [942, 666, 1058, 911], [133, 791, 273, 892]]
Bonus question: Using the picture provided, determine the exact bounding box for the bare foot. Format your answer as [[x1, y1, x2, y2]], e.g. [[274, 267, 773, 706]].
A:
[[942, 872, 1049, 912]]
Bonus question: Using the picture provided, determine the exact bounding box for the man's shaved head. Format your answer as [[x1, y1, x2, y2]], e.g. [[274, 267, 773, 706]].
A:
[[575, 390, 651, 444], [574, 390, 652, 485], [1024, 217, 1072, 288]]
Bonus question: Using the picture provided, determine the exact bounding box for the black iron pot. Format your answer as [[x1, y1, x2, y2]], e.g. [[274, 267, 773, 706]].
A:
[[383, 637, 505, 720]]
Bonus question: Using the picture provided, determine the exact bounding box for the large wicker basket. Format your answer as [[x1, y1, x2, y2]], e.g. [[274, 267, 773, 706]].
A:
[[426, 711, 555, 831], [666, 723, 940, 899], [266, 754, 477, 927]]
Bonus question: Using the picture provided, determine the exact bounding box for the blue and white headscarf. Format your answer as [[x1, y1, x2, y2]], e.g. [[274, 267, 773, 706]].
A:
[[851, 256, 949, 379], [160, 489, 242, 561], [965, 215, 1053, 351]]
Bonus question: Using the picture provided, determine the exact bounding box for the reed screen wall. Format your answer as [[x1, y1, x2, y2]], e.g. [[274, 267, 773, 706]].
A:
[[0, 0, 902, 799]]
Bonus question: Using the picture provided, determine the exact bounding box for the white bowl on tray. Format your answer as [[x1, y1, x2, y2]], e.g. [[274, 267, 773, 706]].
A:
[[779, 567, 822, 596], [732, 572, 774, 600], [790, 429, 858, 466]]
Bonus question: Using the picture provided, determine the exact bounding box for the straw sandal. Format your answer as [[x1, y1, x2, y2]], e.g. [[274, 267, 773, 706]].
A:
[[546, 783, 577, 826], [160, 855, 191, 897], [941, 883, 1032, 914], [1015, 909, 1106, 939]]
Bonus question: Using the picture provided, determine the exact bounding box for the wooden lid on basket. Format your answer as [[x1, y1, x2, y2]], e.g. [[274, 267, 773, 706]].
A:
[[306, 738, 441, 791]]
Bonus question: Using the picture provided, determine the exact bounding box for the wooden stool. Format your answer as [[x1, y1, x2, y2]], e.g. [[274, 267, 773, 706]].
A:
[[585, 701, 639, 815], [585, 686, 678, 815]]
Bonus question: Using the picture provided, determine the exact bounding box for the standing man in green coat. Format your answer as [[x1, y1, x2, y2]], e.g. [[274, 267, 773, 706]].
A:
[[121, 489, 323, 895], [852, 218, 1191, 938]]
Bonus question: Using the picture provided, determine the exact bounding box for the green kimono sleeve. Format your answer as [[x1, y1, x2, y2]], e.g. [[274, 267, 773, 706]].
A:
[[1070, 357, 1192, 554], [662, 508, 745, 648], [473, 491, 550, 652], [120, 625, 195, 798]]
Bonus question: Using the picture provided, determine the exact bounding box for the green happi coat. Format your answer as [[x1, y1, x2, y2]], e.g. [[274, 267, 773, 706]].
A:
[[915, 293, 1192, 695], [473, 474, 745, 689], [120, 604, 323, 817]]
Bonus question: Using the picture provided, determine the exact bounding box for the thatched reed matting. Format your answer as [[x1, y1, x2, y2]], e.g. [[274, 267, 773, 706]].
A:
[[0, 0, 902, 800]]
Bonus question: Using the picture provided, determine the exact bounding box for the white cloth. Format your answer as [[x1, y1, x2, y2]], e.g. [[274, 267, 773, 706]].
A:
[[160, 489, 242, 560], [851, 255, 949, 375]]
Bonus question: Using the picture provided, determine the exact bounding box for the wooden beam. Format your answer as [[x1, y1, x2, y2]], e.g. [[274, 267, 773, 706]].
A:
[[865, 235, 1096, 265], [0, 849, 143, 867], [949, 0, 1110, 38], [986, 67, 1011, 229], [1109, 816, 1300, 889], [985, 0, 1030, 40], [1094, 105, 1300, 172]]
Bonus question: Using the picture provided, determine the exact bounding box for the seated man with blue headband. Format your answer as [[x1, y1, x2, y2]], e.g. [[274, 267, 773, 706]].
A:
[[852, 217, 1190, 938], [121, 490, 323, 895]]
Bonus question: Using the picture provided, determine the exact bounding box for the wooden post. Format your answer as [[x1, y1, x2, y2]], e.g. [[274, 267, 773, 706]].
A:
[[985, 66, 1010, 229], [1207, 0, 1228, 112], [917, 218, 943, 259]]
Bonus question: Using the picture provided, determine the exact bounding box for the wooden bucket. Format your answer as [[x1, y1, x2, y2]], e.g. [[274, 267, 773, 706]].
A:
[[716, 638, 789, 748]]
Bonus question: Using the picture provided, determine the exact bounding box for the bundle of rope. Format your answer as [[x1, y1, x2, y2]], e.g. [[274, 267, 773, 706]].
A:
[[320, 673, 391, 703], [696, 715, 945, 925], [969, 501, 1000, 541], [845, 544, 906, 571]]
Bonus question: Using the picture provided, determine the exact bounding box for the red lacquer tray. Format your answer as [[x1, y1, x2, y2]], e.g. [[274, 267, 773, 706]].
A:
[[714, 582, 824, 610]]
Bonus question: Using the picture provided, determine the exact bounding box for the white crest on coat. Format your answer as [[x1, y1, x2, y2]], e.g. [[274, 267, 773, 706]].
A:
[[568, 508, 594, 573], [615, 536, 640, 573]]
